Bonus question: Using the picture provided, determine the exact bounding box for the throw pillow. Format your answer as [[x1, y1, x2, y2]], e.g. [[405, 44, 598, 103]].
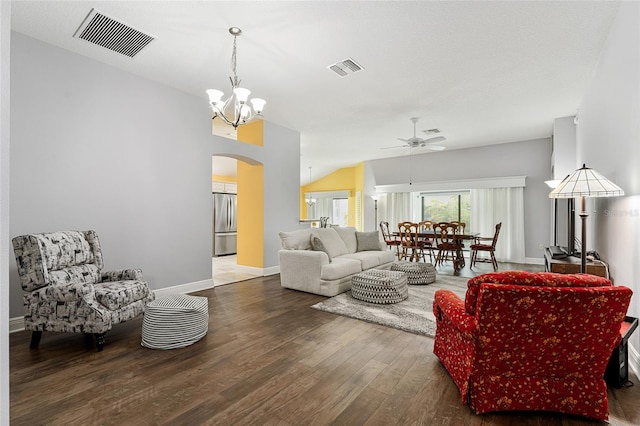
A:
[[333, 226, 358, 253], [356, 231, 382, 252], [316, 228, 349, 258], [279, 229, 318, 250], [310, 235, 332, 262]]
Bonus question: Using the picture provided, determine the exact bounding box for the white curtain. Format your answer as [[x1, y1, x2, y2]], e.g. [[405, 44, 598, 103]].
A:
[[470, 187, 525, 263], [310, 198, 333, 222], [382, 192, 412, 233]]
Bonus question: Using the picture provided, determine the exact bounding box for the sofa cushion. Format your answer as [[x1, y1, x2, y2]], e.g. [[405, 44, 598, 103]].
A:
[[320, 257, 362, 281], [341, 252, 382, 270], [310, 236, 332, 262], [375, 249, 396, 264], [356, 231, 382, 251], [333, 226, 358, 253], [317, 228, 349, 259], [279, 228, 319, 250]]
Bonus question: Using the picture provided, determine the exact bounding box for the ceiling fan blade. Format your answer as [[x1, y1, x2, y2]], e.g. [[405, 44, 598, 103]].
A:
[[381, 145, 408, 150], [397, 138, 410, 142], [424, 136, 446, 144], [423, 145, 446, 151]]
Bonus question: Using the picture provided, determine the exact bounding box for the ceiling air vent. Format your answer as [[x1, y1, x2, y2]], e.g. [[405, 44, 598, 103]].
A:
[[424, 128, 441, 135], [73, 8, 155, 58], [327, 57, 364, 78]]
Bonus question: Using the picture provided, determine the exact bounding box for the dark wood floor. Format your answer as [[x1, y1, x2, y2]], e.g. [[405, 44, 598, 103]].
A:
[[9, 262, 640, 425]]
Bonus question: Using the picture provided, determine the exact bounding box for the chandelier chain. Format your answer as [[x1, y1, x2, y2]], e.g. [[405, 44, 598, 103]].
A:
[[230, 35, 239, 88]]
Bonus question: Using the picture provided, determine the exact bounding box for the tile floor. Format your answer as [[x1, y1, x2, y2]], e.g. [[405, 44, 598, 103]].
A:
[[212, 255, 261, 287]]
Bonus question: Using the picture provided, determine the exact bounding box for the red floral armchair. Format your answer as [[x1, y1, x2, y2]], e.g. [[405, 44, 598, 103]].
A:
[[432, 270, 632, 420]]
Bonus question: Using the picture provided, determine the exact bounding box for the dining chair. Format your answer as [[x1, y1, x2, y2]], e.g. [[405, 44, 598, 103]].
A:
[[434, 222, 460, 268], [398, 221, 426, 262], [450, 221, 467, 267], [418, 220, 436, 263], [379, 221, 401, 260], [470, 222, 502, 271]]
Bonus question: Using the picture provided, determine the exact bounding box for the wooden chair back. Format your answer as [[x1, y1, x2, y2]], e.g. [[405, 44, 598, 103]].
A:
[[379, 221, 394, 241]]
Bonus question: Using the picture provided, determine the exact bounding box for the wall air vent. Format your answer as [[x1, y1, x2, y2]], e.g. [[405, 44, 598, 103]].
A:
[[327, 57, 364, 78], [73, 8, 155, 58]]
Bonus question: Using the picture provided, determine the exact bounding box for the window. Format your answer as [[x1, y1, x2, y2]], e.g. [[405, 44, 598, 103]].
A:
[[332, 198, 349, 227], [421, 191, 470, 223]]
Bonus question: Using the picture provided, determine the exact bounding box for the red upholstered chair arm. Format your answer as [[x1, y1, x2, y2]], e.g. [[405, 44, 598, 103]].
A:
[[433, 289, 477, 337]]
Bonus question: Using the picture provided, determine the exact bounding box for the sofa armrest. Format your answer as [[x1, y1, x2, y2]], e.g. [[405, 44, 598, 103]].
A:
[[433, 289, 477, 336], [279, 249, 329, 291], [101, 268, 144, 282]]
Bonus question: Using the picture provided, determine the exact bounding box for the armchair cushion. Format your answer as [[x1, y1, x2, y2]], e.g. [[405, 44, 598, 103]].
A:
[[94, 279, 152, 310], [102, 268, 144, 282], [465, 270, 611, 315]]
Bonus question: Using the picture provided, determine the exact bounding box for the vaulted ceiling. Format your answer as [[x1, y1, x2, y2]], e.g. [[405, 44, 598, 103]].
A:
[[10, 1, 621, 181]]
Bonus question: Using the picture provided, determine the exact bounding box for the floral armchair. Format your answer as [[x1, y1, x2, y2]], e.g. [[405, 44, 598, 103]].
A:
[[432, 270, 632, 420], [12, 230, 155, 351]]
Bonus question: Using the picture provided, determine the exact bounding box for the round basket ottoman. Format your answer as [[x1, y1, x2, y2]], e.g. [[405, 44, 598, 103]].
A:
[[141, 294, 208, 349], [391, 261, 437, 285], [351, 269, 408, 304]]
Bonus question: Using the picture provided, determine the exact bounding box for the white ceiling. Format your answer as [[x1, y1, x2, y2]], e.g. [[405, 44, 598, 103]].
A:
[[10, 1, 621, 182]]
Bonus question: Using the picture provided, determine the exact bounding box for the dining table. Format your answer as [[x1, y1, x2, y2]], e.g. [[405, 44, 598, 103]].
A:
[[392, 230, 479, 271]]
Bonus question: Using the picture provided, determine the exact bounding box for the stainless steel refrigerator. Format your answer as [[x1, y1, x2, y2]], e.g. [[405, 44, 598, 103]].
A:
[[213, 193, 237, 256]]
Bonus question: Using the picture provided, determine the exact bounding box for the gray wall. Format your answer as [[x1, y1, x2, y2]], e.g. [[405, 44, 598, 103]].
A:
[[367, 138, 552, 259], [9, 32, 300, 318], [575, 2, 640, 369], [211, 121, 300, 270], [0, 2, 11, 423]]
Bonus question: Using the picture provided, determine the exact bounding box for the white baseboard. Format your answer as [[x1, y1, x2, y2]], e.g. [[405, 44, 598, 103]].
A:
[[264, 265, 280, 276], [153, 278, 214, 298], [9, 316, 24, 333]]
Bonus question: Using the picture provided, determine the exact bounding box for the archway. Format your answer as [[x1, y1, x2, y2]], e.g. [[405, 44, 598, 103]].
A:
[[212, 153, 264, 285]]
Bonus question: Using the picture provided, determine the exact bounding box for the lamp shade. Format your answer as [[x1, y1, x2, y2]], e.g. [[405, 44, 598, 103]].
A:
[[549, 164, 624, 199]]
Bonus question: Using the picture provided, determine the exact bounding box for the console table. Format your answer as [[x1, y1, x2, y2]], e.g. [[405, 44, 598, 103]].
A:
[[606, 316, 638, 387], [543, 247, 608, 278]]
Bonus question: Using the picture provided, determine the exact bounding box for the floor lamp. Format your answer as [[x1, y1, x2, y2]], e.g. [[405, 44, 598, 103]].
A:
[[548, 164, 624, 273], [371, 195, 380, 232]]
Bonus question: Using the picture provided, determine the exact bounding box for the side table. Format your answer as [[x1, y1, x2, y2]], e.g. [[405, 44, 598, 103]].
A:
[[605, 316, 638, 387]]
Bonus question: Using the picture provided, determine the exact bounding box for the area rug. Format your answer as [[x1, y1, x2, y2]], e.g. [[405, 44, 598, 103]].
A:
[[311, 274, 469, 337]]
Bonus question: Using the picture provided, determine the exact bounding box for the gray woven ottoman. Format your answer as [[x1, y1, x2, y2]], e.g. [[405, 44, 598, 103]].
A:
[[351, 269, 408, 304], [141, 294, 208, 349], [391, 261, 437, 285]]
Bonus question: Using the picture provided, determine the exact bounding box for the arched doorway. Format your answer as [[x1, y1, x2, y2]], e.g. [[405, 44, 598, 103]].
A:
[[211, 154, 263, 286]]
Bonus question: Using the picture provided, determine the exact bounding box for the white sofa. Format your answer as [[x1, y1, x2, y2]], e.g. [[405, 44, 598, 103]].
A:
[[278, 226, 395, 296]]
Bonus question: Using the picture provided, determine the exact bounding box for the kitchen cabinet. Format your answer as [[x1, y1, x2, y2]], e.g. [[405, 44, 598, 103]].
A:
[[212, 181, 237, 194]]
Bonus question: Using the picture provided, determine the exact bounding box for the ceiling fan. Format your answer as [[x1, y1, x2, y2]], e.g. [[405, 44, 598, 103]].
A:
[[382, 117, 446, 151]]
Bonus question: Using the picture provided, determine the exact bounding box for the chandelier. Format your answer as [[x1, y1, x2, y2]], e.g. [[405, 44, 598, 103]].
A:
[[206, 27, 266, 129], [306, 166, 317, 206]]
